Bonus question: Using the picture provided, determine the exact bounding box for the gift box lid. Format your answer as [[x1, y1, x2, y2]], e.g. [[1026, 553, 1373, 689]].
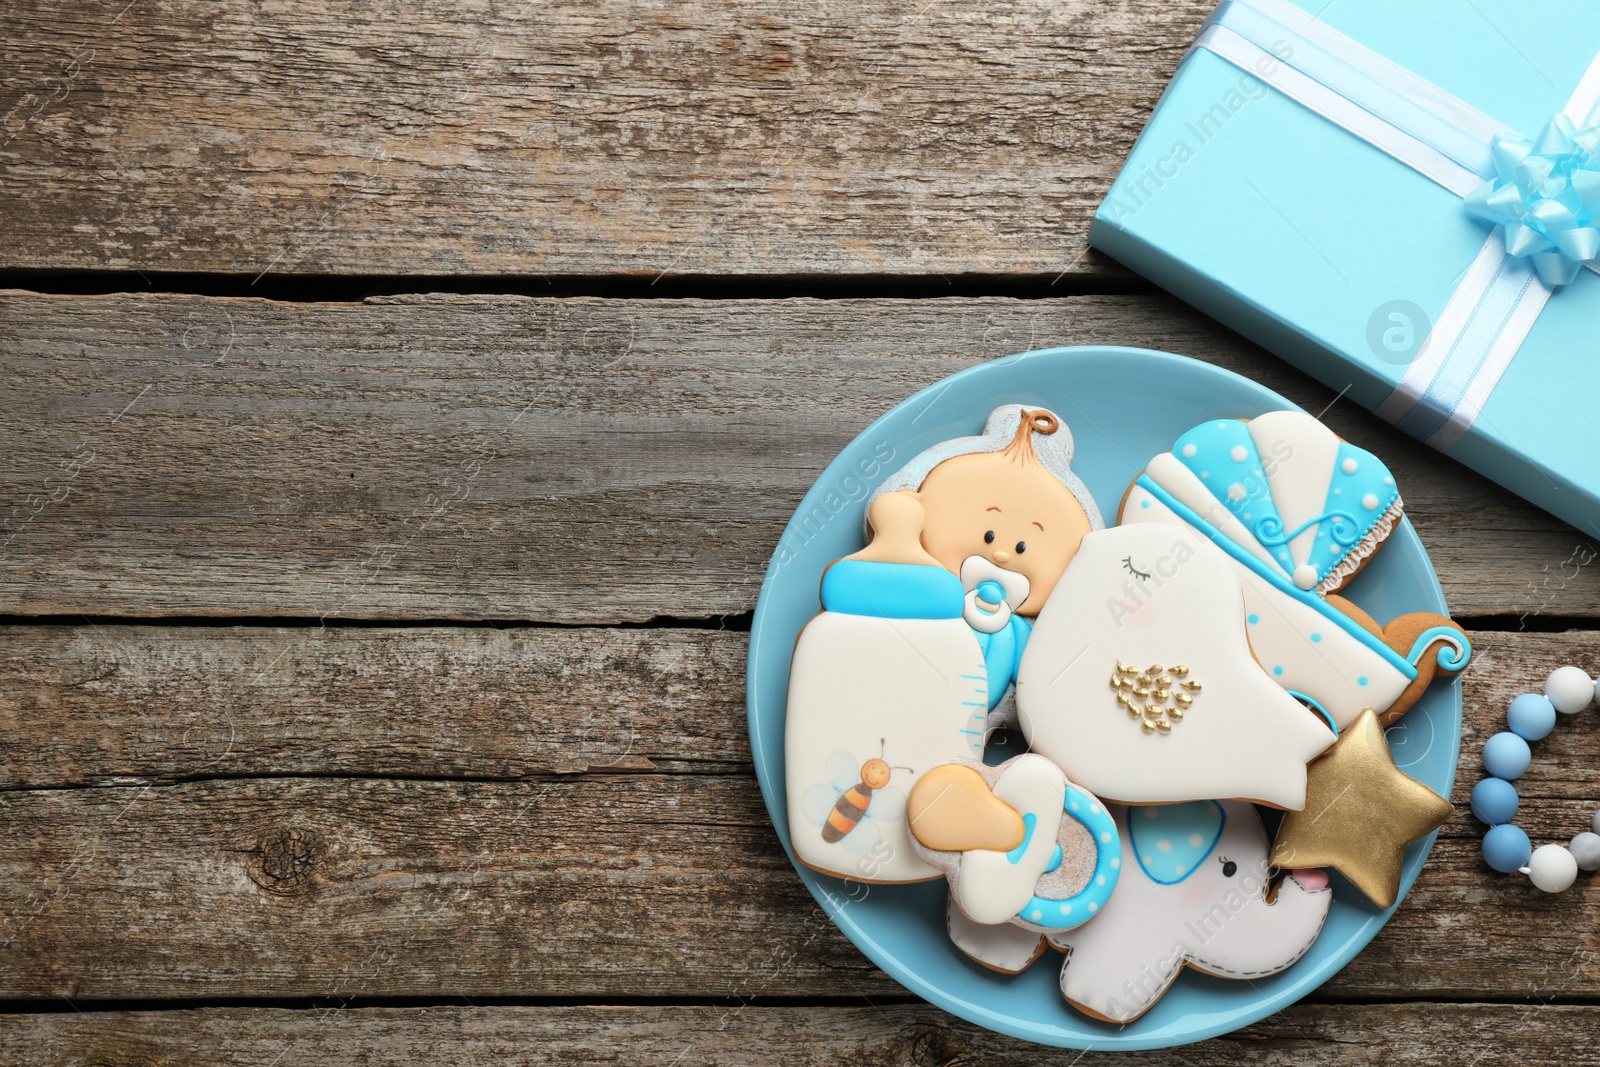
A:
[[1090, 0, 1600, 538]]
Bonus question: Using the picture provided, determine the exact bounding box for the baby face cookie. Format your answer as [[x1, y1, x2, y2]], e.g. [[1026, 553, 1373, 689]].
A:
[[785, 406, 1102, 883], [1119, 411, 1470, 727], [1016, 523, 1337, 809], [905, 754, 1120, 931], [1048, 801, 1332, 1024], [857, 405, 1103, 631], [913, 427, 1096, 617]]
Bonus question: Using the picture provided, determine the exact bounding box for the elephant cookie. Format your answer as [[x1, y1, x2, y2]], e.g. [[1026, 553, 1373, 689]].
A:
[[906, 754, 1120, 934], [1016, 523, 1337, 809], [1047, 800, 1333, 1024], [785, 405, 1103, 883], [1119, 411, 1471, 727]]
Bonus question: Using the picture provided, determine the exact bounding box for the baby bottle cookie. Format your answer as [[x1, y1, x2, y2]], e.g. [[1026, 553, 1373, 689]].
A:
[[785, 405, 1102, 883]]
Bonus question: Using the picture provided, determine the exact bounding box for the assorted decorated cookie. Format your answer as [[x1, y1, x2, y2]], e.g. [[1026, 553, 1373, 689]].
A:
[[1016, 523, 1337, 810], [1270, 708, 1454, 908], [944, 893, 1056, 974], [906, 754, 1120, 931], [1048, 801, 1333, 1023], [1119, 411, 1470, 727], [784, 405, 1102, 882], [779, 400, 1469, 1026]]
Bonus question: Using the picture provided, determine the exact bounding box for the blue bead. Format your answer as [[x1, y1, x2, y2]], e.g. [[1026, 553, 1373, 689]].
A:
[[976, 580, 1006, 604], [1482, 732, 1532, 780], [1507, 693, 1557, 741], [1470, 777, 1519, 825], [1483, 824, 1532, 873]]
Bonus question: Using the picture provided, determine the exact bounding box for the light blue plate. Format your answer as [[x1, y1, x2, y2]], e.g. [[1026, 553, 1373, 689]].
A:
[[746, 347, 1461, 1051]]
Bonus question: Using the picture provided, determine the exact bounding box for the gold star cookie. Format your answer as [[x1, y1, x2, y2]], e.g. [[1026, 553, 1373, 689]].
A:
[[1269, 707, 1453, 909]]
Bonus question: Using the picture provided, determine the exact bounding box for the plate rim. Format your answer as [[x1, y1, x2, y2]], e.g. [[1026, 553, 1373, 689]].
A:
[[746, 344, 1460, 1051]]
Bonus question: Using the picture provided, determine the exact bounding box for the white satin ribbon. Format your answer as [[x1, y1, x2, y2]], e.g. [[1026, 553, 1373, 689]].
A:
[[1192, 23, 1486, 196], [1375, 237, 1551, 449], [1191, 0, 1600, 449]]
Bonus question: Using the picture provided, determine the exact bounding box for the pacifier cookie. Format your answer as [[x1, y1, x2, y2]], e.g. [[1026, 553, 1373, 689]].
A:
[[906, 754, 1120, 935]]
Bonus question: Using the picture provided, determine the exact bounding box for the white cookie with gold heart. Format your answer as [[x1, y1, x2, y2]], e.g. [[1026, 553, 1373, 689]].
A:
[[1016, 523, 1337, 809]]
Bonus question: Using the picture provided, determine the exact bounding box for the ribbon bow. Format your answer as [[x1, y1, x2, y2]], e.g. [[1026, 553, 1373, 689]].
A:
[[1464, 114, 1600, 287]]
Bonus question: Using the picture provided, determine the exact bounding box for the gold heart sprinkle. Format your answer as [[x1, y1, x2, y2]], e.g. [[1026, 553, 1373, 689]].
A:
[[1115, 661, 1201, 735]]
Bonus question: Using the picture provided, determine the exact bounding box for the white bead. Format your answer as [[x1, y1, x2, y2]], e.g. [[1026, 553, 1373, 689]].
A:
[[1526, 844, 1579, 893], [1292, 564, 1319, 590], [1570, 832, 1600, 872], [1544, 666, 1594, 715]]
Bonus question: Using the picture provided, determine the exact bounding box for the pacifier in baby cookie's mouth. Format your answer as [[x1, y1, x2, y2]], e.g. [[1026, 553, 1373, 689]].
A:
[[960, 554, 1031, 634]]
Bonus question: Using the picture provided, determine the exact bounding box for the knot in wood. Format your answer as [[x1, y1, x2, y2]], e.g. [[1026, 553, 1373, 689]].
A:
[[243, 827, 323, 896], [905, 1022, 965, 1067]]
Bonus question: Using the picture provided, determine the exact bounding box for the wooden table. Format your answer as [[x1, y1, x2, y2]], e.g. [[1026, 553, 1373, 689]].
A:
[[3, 1, 1598, 1061]]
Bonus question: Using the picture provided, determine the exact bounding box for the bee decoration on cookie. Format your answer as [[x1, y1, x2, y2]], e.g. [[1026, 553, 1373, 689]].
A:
[[803, 741, 913, 852]]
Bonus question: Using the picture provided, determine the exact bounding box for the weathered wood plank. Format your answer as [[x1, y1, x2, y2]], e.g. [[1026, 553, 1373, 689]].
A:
[[0, 625, 746, 789], [0, 0, 1208, 278], [2, 1003, 1595, 1066], [0, 774, 867, 999], [2, 630, 1599, 1001], [1, 781, 1597, 1001], [2, 625, 1596, 791], [4, 292, 1596, 621]]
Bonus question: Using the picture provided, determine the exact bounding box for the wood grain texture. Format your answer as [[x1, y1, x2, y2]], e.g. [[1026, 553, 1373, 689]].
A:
[[0, 773, 861, 1000], [7, 0, 1596, 1048], [2, 1003, 1595, 1066], [3, 625, 1599, 1001], [7, 771, 1598, 1001], [0, 625, 746, 789], [4, 291, 1596, 622], [0, 0, 1209, 278]]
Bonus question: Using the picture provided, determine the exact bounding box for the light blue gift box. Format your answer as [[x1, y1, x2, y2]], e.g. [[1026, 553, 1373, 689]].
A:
[[1090, 0, 1600, 538]]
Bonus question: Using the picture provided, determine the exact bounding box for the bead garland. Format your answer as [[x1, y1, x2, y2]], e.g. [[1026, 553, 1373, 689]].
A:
[[1471, 666, 1600, 893]]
